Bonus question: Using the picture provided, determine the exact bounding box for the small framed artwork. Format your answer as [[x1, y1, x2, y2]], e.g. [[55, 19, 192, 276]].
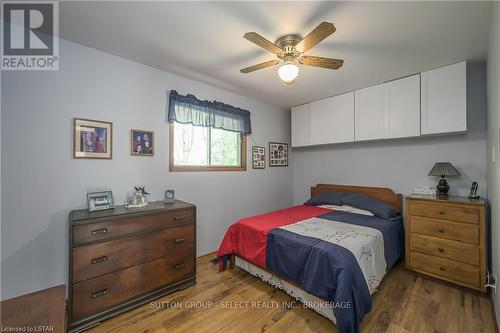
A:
[[269, 142, 288, 167], [252, 146, 265, 169], [73, 118, 112, 159], [131, 129, 154, 156], [87, 191, 114, 212]]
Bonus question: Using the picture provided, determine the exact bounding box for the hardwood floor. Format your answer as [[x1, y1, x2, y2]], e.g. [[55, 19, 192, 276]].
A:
[[88, 253, 497, 333]]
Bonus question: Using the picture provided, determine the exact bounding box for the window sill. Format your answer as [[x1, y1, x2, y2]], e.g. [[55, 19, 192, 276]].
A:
[[169, 165, 247, 172]]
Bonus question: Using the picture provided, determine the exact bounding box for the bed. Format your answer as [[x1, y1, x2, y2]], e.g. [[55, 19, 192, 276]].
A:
[[217, 184, 404, 333]]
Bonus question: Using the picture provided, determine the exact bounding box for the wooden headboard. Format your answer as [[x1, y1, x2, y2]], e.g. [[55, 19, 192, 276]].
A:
[[310, 184, 402, 209]]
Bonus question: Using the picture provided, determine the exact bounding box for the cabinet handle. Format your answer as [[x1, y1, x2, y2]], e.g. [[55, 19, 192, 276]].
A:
[[91, 288, 108, 299], [91, 256, 108, 264], [91, 228, 108, 236], [439, 266, 445, 272], [438, 228, 444, 233], [437, 248, 444, 253], [174, 216, 185, 221], [175, 263, 185, 269], [175, 238, 185, 244], [438, 211, 445, 215]]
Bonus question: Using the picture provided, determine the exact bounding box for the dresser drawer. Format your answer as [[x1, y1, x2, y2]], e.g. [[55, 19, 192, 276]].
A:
[[409, 201, 478, 224], [72, 209, 194, 245], [72, 255, 194, 320], [410, 216, 478, 244], [410, 233, 479, 265], [72, 224, 194, 283], [410, 251, 480, 288]]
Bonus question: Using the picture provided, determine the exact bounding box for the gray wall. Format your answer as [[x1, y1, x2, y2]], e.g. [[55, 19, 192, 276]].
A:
[[0, 40, 293, 300], [293, 64, 487, 204], [487, 2, 500, 324]]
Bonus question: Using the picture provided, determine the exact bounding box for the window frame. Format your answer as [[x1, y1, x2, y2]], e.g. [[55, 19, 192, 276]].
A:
[[168, 123, 247, 172]]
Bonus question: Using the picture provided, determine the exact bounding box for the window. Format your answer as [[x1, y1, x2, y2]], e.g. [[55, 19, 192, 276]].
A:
[[167, 90, 251, 172], [169, 122, 247, 171]]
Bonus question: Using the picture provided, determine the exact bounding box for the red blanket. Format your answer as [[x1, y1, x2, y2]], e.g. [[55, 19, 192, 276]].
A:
[[217, 205, 330, 270]]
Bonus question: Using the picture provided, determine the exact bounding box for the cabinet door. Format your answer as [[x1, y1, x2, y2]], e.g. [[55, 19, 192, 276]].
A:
[[291, 104, 310, 147], [309, 92, 354, 145], [386, 74, 421, 138], [421, 62, 466, 135], [355, 84, 387, 141]]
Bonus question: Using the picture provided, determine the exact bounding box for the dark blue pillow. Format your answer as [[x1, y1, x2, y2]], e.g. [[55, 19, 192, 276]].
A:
[[341, 193, 400, 219], [304, 191, 349, 206]]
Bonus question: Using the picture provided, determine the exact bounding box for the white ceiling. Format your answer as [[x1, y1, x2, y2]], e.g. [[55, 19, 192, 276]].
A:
[[60, 1, 491, 109]]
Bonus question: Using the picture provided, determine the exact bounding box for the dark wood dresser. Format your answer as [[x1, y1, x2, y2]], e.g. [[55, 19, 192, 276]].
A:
[[405, 195, 486, 292], [69, 200, 196, 332]]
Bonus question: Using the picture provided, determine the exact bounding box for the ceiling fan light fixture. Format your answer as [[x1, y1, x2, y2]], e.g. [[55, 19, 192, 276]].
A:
[[278, 59, 299, 85]]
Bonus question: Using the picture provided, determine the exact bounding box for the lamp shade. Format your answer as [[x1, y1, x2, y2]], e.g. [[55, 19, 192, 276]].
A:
[[428, 162, 461, 177]]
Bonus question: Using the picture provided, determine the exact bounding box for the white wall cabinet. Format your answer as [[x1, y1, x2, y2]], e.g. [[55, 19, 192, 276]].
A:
[[291, 104, 310, 147], [355, 74, 420, 141], [290, 62, 466, 148], [386, 74, 421, 138], [355, 83, 387, 141], [421, 62, 467, 135], [309, 92, 354, 145]]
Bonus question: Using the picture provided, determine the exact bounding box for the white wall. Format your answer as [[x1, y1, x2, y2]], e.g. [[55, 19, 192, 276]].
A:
[[292, 64, 487, 204], [0, 40, 293, 300], [487, 2, 500, 325]]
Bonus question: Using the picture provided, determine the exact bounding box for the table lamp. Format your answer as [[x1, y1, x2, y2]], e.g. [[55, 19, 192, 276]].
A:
[[428, 162, 461, 197]]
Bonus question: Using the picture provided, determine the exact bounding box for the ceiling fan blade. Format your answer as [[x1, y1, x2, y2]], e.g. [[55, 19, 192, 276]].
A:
[[295, 22, 336, 53], [299, 56, 344, 69], [240, 59, 280, 73], [243, 32, 282, 54]]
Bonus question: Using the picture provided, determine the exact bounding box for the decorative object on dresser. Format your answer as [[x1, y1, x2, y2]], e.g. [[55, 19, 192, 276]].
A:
[[269, 142, 288, 167], [0, 285, 66, 333], [131, 129, 154, 156], [428, 162, 461, 196], [164, 189, 175, 203], [68, 200, 196, 332], [87, 191, 114, 212], [252, 146, 265, 169], [73, 118, 112, 159], [405, 195, 486, 292], [126, 186, 150, 208]]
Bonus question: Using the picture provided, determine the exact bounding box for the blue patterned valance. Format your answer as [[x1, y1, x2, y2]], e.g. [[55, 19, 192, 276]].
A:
[[167, 90, 252, 134]]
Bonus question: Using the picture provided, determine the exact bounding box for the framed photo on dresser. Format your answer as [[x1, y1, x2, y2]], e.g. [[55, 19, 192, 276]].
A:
[[269, 142, 288, 167], [252, 146, 265, 169], [73, 118, 112, 159]]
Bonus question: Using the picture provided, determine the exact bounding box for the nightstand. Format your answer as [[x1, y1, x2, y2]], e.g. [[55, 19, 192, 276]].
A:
[[405, 195, 486, 292]]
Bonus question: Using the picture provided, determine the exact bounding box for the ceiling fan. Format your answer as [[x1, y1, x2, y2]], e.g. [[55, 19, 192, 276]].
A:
[[240, 22, 344, 86]]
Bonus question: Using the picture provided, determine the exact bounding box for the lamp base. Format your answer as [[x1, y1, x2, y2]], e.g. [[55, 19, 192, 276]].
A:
[[436, 178, 449, 197]]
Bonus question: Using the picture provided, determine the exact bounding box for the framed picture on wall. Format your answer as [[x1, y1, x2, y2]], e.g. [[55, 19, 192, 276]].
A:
[[131, 129, 154, 156], [73, 118, 112, 159], [269, 142, 288, 167], [252, 146, 265, 169]]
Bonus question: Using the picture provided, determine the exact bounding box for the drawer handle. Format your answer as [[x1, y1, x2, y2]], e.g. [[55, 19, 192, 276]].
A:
[[437, 248, 444, 253], [439, 266, 446, 272], [175, 238, 185, 244], [91, 228, 108, 236], [175, 263, 185, 269], [438, 228, 444, 233], [438, 211, 445, 215], [91, 288, 108, 299], [91, 256, 108, 264], [174, 216, 186, 221]]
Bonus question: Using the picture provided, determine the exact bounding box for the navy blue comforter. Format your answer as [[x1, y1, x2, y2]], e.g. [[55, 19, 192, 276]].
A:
[[265, 212, 404, 333]]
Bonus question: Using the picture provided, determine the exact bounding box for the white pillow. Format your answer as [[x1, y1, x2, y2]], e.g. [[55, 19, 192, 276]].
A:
[[319, 204, 375, 216]]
